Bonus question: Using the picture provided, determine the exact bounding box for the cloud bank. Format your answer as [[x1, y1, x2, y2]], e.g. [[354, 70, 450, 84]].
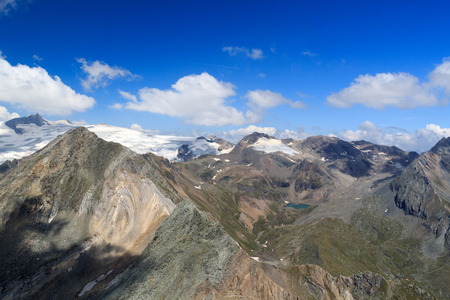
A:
[[327, 59, 450, 109], [0, 56, 95, 115]]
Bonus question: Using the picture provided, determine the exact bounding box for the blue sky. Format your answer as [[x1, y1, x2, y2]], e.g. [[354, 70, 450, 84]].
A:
[[0, 0, 449, 152]]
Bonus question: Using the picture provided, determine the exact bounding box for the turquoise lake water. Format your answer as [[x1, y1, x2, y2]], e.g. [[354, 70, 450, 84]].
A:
[[286, 203, 310, 209]]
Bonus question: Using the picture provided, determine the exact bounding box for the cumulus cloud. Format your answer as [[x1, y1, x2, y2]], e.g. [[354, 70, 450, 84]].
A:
[[328, 59, 450, 109], [0, 106, 19, 121], [222, 46, 264, 60], [130, 123, 143, 131], [0, 56, 95, 115], [246, 89, 306, 110], [327, 73, 438, 109], [429, 58, 450, 94], [222, 125, 309, 143], [118, 73, 305, 127], [123, 72, 258, 126], [77, 58, 139, 91], [338, 121, 450, 153]]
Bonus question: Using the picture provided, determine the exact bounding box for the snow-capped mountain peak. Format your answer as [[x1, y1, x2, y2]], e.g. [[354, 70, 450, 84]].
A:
[[0, 114, 233, 163]]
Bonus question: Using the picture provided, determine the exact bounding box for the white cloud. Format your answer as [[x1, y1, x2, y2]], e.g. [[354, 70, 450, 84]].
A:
[[258, 73, 266, 78], [338, 121, 450, 153], [277, 128, 309, 140], [248, 49, 263, 60], [108, 103, 123, 110], [222, 125, 310, 143], [77, 58, 139, 91], [246, 89, 306, 110], [130, 123, 143, 131], [222, 46, 264, 60], [0, 106, 19, 121], [118, 89, 137, 102], [32, 54, 42, 61], [0, 56, 95, 115], [223, 125, 277, 142], [301, 50, 317, 57], [124, 72, 258, 126], [0, 0, 26, 14], [327, 72, 439, 109], [429, 58, 450, 94]]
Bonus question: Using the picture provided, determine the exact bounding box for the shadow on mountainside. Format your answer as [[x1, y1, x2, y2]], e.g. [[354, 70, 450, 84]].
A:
[[0, 195, 139, 300]]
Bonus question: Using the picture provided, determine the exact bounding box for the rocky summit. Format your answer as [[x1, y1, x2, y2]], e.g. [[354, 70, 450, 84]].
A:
[[0, 128, 448, 299]]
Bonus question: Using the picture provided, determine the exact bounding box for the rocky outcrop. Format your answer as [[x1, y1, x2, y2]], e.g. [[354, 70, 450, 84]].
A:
[[0, 127, 179, 299], [390, 137, 450, 252], [295, 265, 386, 300], [102, 200, 293, 300]]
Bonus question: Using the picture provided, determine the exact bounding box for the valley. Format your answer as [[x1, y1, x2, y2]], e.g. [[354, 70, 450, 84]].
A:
[[0, 115, 448, 299]]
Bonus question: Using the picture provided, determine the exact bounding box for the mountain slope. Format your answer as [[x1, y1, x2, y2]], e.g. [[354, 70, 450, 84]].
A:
[[0, 127, 180, 299], [0, 127, 447, 299], [390, 137, 450, 253]]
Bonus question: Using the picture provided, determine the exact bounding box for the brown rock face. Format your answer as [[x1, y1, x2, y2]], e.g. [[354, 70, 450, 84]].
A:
[[0, 127, 178, 299]]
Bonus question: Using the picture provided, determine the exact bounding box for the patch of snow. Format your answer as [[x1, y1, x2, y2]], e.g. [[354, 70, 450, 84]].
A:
[[360, 149, 372, 153], [385, 209, 388, 213], [284, 201, 289, 203], [106, 272, 124, 289], [194, 185, 202, 190], [247, 163, 252, 166], [78, 270, 113, 297], [250, 137, 298, 156], [213, 158, 221, 161], [219, 147, 234, 154], [224, 159, 230, 162], [394, 162, 404, 170], [321, 157, 325, 161], [250, 257, 261, 262]]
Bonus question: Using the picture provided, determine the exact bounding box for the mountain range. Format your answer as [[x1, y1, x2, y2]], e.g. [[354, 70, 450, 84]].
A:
[[0, 114, 448, 299], [0, 114, 232, 163]]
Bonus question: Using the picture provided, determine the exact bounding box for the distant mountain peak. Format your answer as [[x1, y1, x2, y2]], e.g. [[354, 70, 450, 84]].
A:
[[5, 113, 48, 135], [241, 132, 273, 145]]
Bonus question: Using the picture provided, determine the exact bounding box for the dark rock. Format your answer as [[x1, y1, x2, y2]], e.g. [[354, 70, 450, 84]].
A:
[[5, 113, 48, 135]]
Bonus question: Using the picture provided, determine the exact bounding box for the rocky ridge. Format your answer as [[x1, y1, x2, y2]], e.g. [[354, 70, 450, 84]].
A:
[[0, 127, 179, 299], [0, 127, 447, 299]]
